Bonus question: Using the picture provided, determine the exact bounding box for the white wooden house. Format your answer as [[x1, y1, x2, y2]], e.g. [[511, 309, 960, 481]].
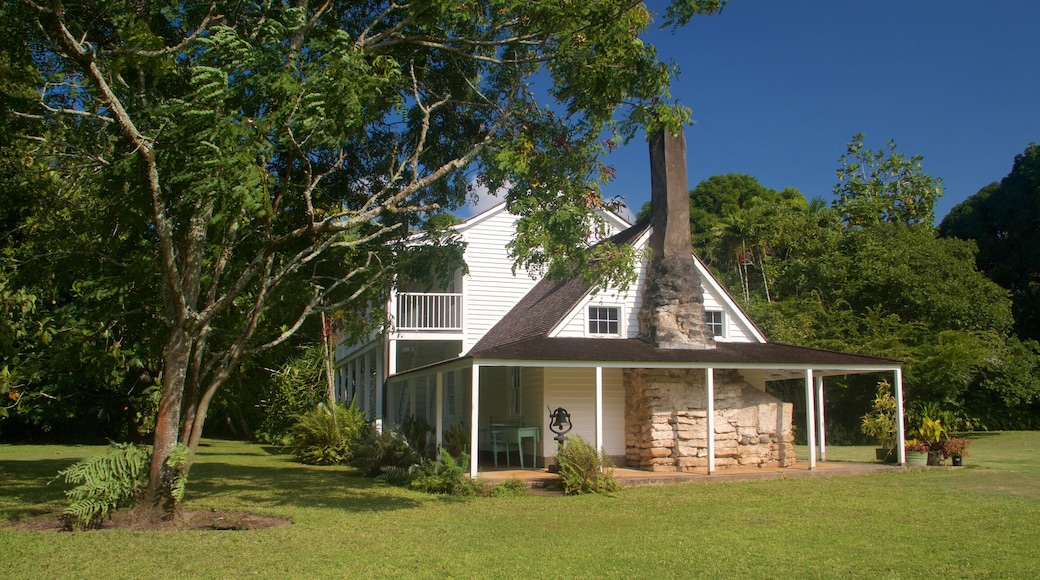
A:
[[334, 202, 907, 477]]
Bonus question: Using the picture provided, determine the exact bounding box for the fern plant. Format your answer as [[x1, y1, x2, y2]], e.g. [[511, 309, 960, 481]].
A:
[[289, 402, 367, 465], [56, 442, 190, 530], [553, 435, 620, 495], [410, 448, 477, 496], [350, 424, 421, 477]]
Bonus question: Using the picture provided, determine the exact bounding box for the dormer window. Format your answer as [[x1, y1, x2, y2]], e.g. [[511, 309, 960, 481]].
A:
[[705, 310, 725, 337], [588, 306, 620, 335]]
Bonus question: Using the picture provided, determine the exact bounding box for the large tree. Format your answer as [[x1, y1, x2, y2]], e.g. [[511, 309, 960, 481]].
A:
[[939, 144, 1040, 341], [7, 0, 726, 513]]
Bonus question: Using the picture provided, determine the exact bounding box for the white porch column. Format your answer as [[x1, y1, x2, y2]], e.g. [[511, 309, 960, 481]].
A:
[[706, 367, 716, 475], [805, 369, 817, 470], [359, 352, 368, 419], [895, 367, 906, 465], [387, 337, 398, 375], [469, 364, 481, 479], [815, 374, 826, 462], [351, 359, 359, 407], [376, 346, 385, 420], [594, 367, 604, 453], [435, 372, 444, 451], [346, 361, 354, 404]]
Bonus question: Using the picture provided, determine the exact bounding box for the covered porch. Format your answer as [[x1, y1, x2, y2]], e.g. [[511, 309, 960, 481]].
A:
[[384, 341, 906, 479]]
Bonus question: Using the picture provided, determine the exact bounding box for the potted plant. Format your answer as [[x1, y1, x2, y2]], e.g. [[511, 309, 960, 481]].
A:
[[904, 438, 929, 466], [943, 437, 971, 466], [916, 416, 948, 466], [861, 380, 898, 462]]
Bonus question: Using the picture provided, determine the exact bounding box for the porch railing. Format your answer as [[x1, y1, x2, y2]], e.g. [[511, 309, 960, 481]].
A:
[[395, 292, 463, 331]]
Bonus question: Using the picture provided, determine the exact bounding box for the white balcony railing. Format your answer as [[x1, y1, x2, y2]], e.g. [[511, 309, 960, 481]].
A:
[[395, 292, 463, 331]]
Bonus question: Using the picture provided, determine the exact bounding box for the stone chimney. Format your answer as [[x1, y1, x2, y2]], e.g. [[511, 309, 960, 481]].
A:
[[637, 128, 715, 349]]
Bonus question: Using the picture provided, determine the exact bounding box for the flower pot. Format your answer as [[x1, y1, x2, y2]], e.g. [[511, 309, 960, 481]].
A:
[[875, 448, 894, 462], [905, 450, 928, 466], [952, 455, 963, 467]]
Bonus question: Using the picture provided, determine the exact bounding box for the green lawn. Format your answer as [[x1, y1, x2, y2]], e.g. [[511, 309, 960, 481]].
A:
[[3, 432, 1039, 578]]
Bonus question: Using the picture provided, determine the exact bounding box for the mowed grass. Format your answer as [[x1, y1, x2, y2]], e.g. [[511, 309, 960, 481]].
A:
[[2, 432, 1039, 579]]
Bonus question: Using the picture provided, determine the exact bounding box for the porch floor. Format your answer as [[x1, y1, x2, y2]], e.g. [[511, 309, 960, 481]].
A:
[[477, 460, 903, 488]]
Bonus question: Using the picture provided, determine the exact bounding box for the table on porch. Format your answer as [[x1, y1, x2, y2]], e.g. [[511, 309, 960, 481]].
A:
[[487, 424, 540, 469]]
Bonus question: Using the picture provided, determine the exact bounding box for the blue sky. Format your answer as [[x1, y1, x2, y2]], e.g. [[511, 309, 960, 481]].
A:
[[594, 1, 1040, 223]]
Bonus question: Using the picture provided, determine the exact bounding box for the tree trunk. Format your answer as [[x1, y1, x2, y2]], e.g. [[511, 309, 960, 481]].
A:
[[322, 311, 336, 406], [141, 325, 192, 516]]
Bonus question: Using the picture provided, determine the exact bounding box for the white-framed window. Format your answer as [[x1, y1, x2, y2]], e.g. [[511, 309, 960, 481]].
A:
[[705, 310, 725, 337], [588, 306, 621, 335], [508, 367, 521, 417]]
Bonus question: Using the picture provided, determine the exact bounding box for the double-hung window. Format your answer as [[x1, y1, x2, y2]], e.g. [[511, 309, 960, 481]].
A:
[[588, 306, 620, 336], [705, 310, 725, 337]]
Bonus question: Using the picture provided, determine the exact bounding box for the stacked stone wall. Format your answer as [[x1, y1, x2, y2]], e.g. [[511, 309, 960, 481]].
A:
[[624, 368, 795, 472]]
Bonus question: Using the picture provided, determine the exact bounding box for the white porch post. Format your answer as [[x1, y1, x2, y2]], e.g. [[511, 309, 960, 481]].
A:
[[387, 337, 397, 375], [895, 367, 906, 465], [435, 372, 444, 451], [469, 364, 480, 478], [359, 352, 368, 419], [594, 367, 604, 453], [706, 367, 716, 475], [815, 374, 826, 462], [347, 360, 355, 405], [376, 347, 385, 421], [352, 359, 360, 407], [805, 369, 817, 470]]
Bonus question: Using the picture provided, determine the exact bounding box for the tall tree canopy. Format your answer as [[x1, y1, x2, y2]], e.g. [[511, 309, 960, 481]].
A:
[[686, 137, 1039, 438], [4, 0, 727, 512], [834, 134, 943, 228], [939, 144, 1040, 342]]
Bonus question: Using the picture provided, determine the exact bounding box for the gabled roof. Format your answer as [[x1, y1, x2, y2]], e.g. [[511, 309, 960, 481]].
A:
[[470, 221, 652, 353], [461, 219, 900, 373]]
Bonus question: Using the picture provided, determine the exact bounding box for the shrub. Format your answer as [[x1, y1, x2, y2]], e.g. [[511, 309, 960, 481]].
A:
[[289, 402, 367, 465], [552, 435, 620, 495], [442, 421, 469, 458], [409, 448, 479, 495], [252, 344, 332, 445], [350, 424, 421, 477], [399, 415, 434, 460], [56, 442, 189, 530]]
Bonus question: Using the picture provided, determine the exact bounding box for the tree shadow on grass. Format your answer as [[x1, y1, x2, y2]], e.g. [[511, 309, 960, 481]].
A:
[[0, 458, 80, 521], [186, 461, 422, 513]]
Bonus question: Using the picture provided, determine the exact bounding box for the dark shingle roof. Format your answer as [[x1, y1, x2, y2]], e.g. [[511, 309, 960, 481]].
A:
[[468, 336, 899, 367]]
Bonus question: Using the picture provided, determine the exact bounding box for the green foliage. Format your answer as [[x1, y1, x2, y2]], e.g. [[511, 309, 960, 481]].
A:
[[553, 435, 620, 495], [398, 415, 435, 460], [442, 421, 470, 459], [695, 135, 1039, 436], [289, 403, 367, 466], [252, 343, 334, 446], [940, 143, 1040, 342], [834, 134, 943, 227], [861, 380, 898, 449], [409, 448, 480, 496], [350, 425, 422, 478], [491, 477, 530, 498], [56, 442, 189, 530]]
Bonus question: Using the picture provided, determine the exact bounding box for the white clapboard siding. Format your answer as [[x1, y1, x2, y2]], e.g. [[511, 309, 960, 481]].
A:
[[549, 227, 761, 344], [456, 208, 542, 353], [542, 367, 626, 457], [457, 205, 630, 352]]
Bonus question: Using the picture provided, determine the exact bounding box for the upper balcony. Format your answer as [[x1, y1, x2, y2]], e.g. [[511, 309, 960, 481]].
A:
[[394, 292, 463, 331]]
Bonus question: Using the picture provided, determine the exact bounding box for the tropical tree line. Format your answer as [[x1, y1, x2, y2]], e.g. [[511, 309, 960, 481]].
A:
[[664, 136, 1040, 440]]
